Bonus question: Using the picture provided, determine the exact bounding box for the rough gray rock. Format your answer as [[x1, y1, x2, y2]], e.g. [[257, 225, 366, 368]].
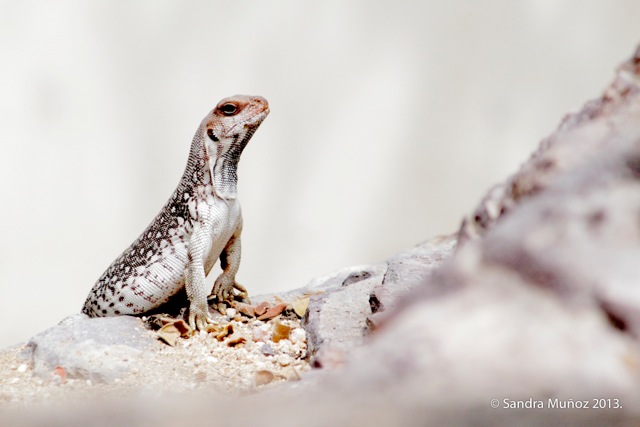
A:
[[372, 234, 456, 316], [26, 315, 157, 383], [296, 43, 640, 420], [278, 234, 455, 367], [459, 44, 640, 242], [302, 263, 385, 367], [329, 44, 640, 418]]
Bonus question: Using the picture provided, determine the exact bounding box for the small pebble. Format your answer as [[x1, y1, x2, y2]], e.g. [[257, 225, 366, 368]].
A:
[[16, 364, 28, 373], [253, 324, 272, 342], [195, 371, 207, 382], [260, 344, 276, 356], [254, 370, 275, 386], [272, 321, 291, 343], [289, 328, 306, 345], [277, 354, 292, 366]]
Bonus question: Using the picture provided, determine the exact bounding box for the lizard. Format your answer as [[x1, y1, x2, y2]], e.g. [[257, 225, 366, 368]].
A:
[[82, 95, 269, 330]]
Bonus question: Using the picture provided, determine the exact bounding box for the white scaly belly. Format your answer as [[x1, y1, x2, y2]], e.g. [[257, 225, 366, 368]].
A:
[[202, 196, 241, 275], [111, 194, 241, 314]]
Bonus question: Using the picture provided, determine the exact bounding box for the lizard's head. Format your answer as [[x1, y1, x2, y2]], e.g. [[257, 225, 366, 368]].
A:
[[204, 95, 269, 147], [200, 95, 269, 198]]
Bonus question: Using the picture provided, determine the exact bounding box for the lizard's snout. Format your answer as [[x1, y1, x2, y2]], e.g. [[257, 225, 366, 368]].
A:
[[252, 96, 269, 113]]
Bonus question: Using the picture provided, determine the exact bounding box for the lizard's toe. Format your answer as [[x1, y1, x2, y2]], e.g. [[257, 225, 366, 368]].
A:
[[195, 316, 208, 331], [216, 302, 227, 315], [188, 311, 197, 330], [188, 305, 215, 331], [233, 283, 249, 302], [210, 276, 251, 313]]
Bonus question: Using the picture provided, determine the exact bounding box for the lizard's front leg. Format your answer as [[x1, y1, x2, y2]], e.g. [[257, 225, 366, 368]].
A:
[[185, 226, 215, 330], [210, 222, 249, 314]]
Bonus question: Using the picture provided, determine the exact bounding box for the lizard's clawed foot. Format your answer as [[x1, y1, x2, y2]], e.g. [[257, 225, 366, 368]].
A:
[[209, 276, 251, 315], [187, 305, 216, 331]]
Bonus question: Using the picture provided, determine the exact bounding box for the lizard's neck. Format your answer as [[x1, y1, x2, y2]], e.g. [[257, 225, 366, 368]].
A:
[[184, 131, 251, 200], [210, 136, 244, 199]]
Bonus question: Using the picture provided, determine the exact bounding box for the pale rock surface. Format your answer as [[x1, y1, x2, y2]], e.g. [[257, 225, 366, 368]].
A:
[[372, 234, 456, 316], [26, 315, 156, 383], [257, 234, 455, 367]]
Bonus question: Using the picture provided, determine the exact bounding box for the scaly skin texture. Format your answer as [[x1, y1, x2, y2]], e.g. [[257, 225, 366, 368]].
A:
[[82, 95, 269, 330]]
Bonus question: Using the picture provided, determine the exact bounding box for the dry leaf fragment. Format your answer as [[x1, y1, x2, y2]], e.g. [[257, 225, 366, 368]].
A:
[[292, 296, 310, 317], [254, 301, 272, 317], [215, 323, 235, 341], [272, 321, 291, 343], [157, 325, 180, 346], [157, 319, 194, 346], [234, 302, 255, 318], [205, 323, 222, 334], [53, 366, 66, 383], [257, 303, 287, 321], [226, 331, 247, 347], [169, 319, 193, 336]]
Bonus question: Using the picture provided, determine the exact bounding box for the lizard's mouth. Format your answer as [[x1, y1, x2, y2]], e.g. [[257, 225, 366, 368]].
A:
[[251, 107, 270, 126], [227, 107, 270, 136]]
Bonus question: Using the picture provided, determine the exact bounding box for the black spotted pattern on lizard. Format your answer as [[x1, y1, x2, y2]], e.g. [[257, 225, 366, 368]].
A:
[[82, 95, 269, 330]]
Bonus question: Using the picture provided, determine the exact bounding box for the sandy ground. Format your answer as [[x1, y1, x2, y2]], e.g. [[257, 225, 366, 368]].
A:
[[0, 314, 310, 407]]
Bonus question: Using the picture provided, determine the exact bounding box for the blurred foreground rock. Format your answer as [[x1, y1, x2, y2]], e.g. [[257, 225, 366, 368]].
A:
[[5, 46, 640, 426], [26, 315, 156, 383]]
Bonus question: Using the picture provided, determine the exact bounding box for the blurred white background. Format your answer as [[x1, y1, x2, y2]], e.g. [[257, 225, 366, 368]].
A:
[[0, 1, 638, 348]]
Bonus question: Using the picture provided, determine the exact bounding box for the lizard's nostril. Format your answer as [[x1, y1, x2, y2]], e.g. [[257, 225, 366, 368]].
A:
[[254, 97, 269, 109]]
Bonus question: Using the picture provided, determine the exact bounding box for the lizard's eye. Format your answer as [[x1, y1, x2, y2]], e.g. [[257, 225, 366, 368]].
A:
[[207, 129, 219, 142], [220, 103, 238, 116]]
